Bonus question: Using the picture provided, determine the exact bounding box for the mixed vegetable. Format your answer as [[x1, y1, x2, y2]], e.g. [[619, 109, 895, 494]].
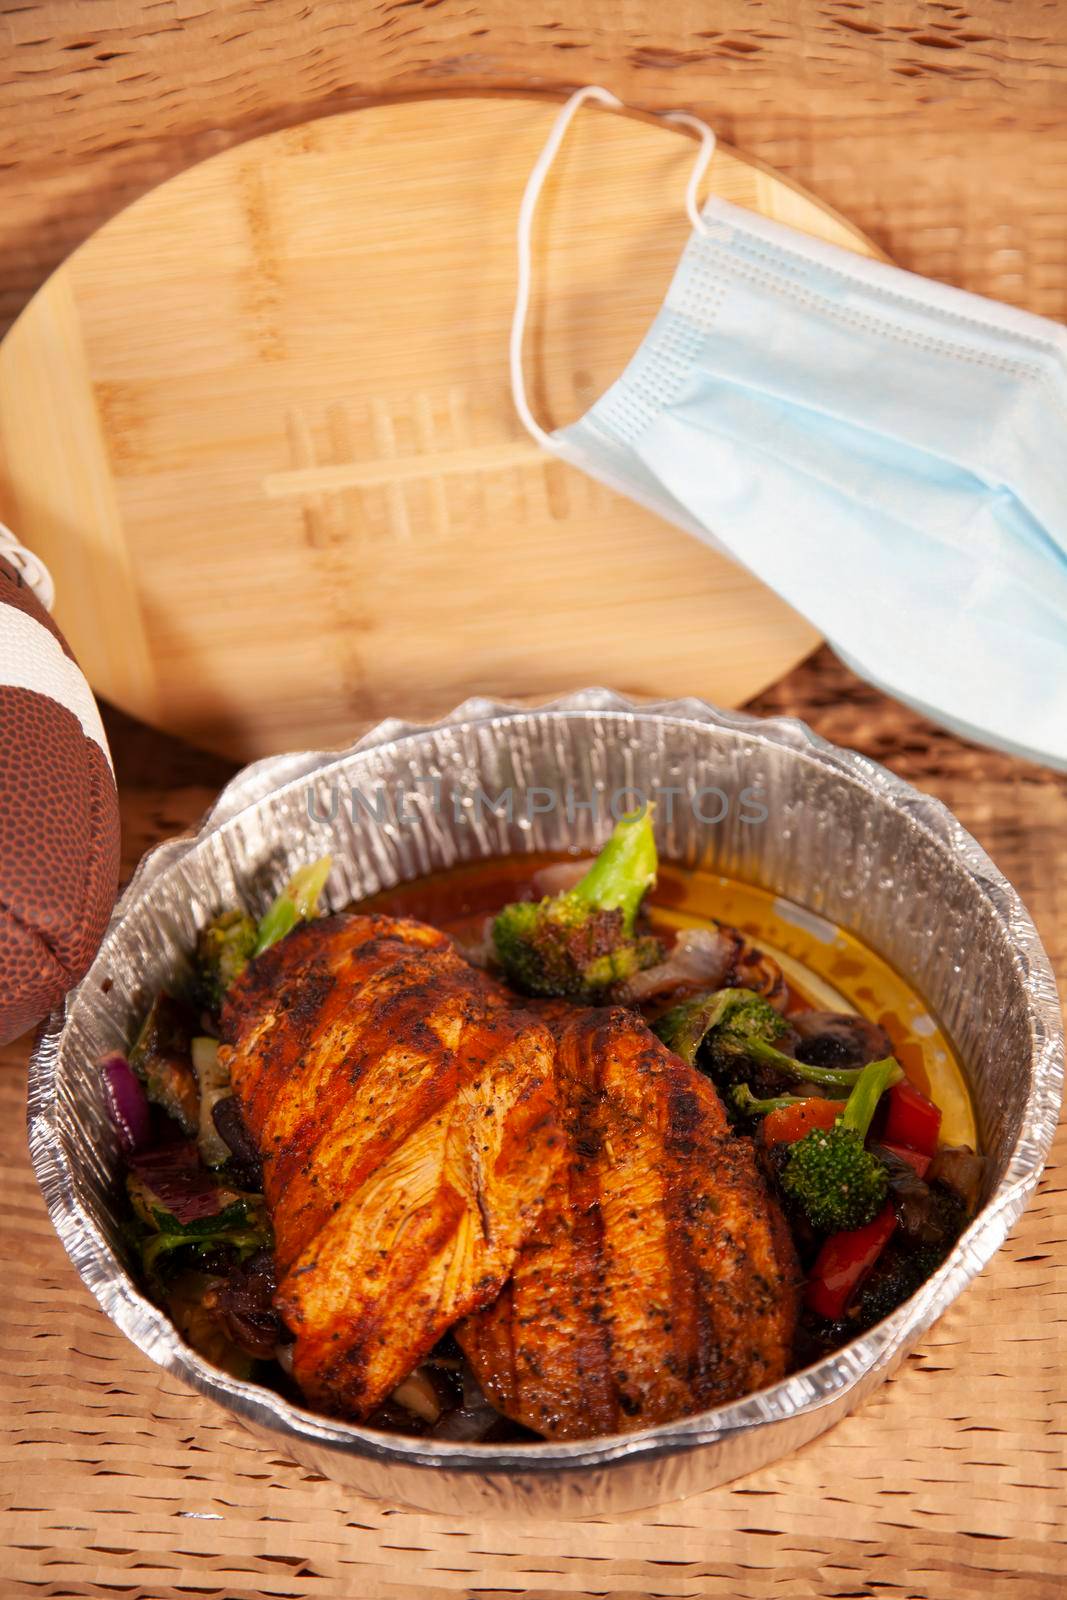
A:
[[652, 969, 983, 1345], [492, 808, 663, 999], [103, 859, 333, 1381], [102, 818, 985, 1434]]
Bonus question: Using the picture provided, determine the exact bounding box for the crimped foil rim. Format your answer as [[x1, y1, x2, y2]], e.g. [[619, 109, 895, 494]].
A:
[[28, 689, 1064, 1477]]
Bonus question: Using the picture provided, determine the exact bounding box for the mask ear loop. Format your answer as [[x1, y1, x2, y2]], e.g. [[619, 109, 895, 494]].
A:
[[510, 86, 622, 450], [661, 111, 717, 237], [510, 90, 718, 446]]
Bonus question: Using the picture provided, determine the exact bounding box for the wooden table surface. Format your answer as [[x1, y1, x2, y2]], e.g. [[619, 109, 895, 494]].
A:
[[3, 4, 1067, 1596]]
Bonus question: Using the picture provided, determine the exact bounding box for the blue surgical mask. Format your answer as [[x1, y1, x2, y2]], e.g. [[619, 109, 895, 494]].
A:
[[513, 89, 1067, 770]]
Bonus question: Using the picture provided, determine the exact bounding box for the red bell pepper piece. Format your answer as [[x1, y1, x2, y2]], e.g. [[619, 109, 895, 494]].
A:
[[805, 1202, 896, 1320], [881, 1142, 932, 1179], [761, 1097, 841, 1147], [883, 1079, 942, 1155]]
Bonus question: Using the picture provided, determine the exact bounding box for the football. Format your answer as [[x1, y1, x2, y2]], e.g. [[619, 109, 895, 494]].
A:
[[0, 542, 120, 1044]]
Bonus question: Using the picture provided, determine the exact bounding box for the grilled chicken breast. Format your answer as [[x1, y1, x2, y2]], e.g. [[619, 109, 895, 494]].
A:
[[219, 913, 562, 1417], [458, 1004, 799, 1440]]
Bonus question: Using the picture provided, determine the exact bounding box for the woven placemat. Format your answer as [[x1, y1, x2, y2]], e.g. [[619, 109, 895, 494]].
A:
[[3, 658, 1065, 1599]]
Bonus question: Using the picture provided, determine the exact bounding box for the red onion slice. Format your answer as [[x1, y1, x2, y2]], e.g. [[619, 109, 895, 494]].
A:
[[127, 1142, 235, 1224], [100, 1052, 152, 1154], [625, 927, 734, 1002]]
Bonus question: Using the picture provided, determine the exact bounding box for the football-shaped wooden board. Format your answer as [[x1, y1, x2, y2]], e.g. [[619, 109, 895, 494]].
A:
[[0, 95, 881, 760], [0, 550, 119, 1042]]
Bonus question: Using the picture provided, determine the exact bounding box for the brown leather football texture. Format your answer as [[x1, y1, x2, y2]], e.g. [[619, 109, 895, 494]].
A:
[[0, 555, 119, 1044]]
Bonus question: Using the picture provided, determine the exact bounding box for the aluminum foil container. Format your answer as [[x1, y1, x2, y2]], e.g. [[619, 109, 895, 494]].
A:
[[29, 691, 1063, 1516]]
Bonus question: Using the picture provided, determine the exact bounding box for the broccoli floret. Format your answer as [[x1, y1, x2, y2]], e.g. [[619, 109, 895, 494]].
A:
[[852, 1237, 950, 1330], [780, 1056, 903, 1233], [656, 988, 786, 1068], [655, 987, 866, 1092], [730, 1084, 845, 1118], [491, 811, 663, 1000], [253, 855, 333, 956], [196, 910, 258, 1009], [195, 856, 333, 1008]]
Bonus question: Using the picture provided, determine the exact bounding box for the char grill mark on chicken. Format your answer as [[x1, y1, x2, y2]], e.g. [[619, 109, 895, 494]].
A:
[[458, 1005, 799, 1440], [219, 913, 562, 1417]]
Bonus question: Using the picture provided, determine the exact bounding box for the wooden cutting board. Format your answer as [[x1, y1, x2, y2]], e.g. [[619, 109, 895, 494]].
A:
[[0, 94, 879, 759]]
